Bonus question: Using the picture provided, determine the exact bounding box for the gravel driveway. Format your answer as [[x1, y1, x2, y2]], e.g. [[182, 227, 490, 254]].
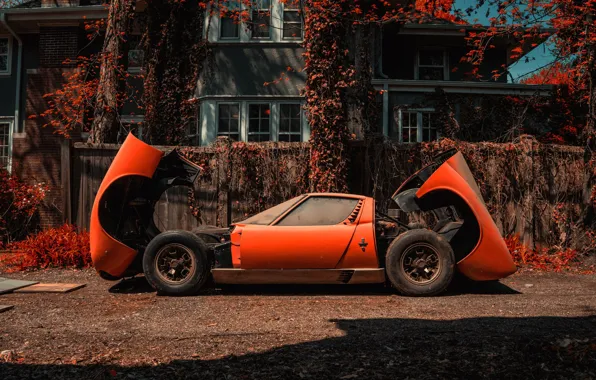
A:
[[0, 269, 595, 379]]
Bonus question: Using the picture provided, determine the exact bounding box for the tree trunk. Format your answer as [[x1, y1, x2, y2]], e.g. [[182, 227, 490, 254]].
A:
[[90, 0, 135, 144]]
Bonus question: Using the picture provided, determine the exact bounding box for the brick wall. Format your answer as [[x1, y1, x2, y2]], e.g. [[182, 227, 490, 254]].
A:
[[39, 27, 79, 68], [11, 69, 77, 228]]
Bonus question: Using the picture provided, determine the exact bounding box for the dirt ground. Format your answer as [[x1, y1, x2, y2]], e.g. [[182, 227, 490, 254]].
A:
[[0, 269, 595, 379]]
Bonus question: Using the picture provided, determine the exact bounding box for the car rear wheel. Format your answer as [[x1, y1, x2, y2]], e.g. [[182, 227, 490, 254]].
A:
[[386, 229, 454, 296], [142, 230, 210, 296]]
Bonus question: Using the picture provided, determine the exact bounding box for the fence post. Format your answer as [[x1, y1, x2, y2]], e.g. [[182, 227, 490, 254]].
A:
[[60, 138, 72, 224]]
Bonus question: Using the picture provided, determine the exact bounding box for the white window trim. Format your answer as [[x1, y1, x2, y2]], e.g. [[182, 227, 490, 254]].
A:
[[415, 48, 449, 81], [216, 101, 242, 140], [246, 101, 273, 141], [281, 2, 303, 41], [0, 35, 13, 76], [209, 0, 301, 43], [397, 108, 439, 143], [278, 102, 303, 141], [207, 99, 306, 144], [0, 117, 14, 172]]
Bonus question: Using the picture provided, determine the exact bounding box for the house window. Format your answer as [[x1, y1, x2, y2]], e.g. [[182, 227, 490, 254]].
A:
[[279, 103, 302, 142], [220, 1, 241, 39], [0, 37, 11, 74], [248, 103, 271, 142], [251, 0, 271, 39], [416, 49, 447, 81], [120, 116, 144, 140], [398, 109, 438, 143], [127, 35, 144, 73], [218, 103, 240, 140], [282, 1, 303, 40], [0, 120, 11, 169]]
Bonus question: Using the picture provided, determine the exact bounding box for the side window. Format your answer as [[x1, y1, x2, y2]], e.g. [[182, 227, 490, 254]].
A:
[[276, 197, 359, 226]]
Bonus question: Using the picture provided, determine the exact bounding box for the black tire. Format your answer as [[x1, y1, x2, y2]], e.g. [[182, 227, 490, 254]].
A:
[[142, 230, 210, 296], [386, 229, 455, 297]]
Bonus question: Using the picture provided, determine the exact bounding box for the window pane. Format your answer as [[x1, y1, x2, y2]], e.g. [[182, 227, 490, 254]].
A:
[[252, 11, 270, 38], [256, 0, 271, 8], [418, 67, 444, 80], [218, 118, 229, 133], [283, 10, 302, 39], [0, 56, 7, 72], [0, 39, 8, 54], [277, 197, 359, 226], [229, 119, 239, 132], [221, 18, 239, 38], [0, 122, 9, 169], [419, 50, 444, 66], [230, 104, 240, 118], [280, 117, 290, 133], [241, 195, 305, 225]]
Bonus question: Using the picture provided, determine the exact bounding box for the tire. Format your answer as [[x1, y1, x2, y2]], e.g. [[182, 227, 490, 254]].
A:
[[142, 230, 210, 296], [386, 229, 455, 297]]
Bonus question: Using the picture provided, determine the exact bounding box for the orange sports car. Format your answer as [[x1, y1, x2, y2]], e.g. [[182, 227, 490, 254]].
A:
[[90, 134, 516, 297]]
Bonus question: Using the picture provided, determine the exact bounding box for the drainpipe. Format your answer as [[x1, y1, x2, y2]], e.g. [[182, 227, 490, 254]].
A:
[[0, 13, 23, 172]]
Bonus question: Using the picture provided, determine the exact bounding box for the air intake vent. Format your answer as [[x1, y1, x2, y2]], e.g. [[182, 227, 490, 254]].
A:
[[347, 200, 363, 223], [338, 270, 354, 283]]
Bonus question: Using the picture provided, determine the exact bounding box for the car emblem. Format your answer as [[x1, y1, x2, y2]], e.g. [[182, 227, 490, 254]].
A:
[[359, 238, 368, 252]]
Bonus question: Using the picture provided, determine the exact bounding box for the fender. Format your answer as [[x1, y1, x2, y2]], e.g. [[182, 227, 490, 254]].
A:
[[90, 134, 201, 278], [415, 152, 516, 281]]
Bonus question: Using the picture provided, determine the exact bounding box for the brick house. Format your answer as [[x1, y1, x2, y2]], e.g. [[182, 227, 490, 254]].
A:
[[0, 0, 552, 227]]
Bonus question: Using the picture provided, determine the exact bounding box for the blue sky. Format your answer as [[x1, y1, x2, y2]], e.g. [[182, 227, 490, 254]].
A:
[[453, 0, 555, 82]]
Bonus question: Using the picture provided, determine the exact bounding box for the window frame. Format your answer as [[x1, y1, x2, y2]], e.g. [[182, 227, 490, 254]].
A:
[[397, 108, 439, 143], [0, 117, 14, 172], [247, 102, 272, 142], [415, 48, 449, 81], [119, 115, 144, 140], [216, 102, 242, 141], [273, 195, 361, 226], [250, 0, 272, 40], [219, 1, 242, 40], [0, 36, 12, 76], [281, 1, 303, 41], [278, 102, 303, 142], [127, 34, 145, 74]]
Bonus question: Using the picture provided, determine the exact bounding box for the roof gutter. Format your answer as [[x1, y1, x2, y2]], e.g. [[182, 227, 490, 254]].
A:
[[0, 12, 23, 172]]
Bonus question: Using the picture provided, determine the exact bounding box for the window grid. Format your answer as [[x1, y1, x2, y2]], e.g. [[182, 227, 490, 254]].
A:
[[251, 0, 271, 39], [248, 103, 271, 142], [279, 103, 302, 142], [127, 35, 144, 73], [0, 122, 10, 169], [398, 110, 438, 143], [220, 1, 241, 39], [218, 103, 241, 141], [282, 1, 303, 40], [0, 37, 10, 74], [417, 48, 447, 81]]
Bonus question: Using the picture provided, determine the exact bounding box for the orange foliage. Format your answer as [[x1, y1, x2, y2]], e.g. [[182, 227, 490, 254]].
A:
[[0, 224, 91, 272], [505, 235, 579, 272], [415, 0, 458, 23]]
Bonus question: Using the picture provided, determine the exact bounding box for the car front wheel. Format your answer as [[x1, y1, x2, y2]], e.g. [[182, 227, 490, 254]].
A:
[[142, 230, 210, 296], [386, 229, 455, 296]]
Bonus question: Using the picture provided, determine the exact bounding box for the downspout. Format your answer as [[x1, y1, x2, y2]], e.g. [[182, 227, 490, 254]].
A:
[[0, 12, 23, 173]]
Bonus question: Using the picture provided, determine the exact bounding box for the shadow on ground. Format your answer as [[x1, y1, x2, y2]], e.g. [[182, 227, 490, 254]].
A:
[[2, 315, 595, 379], [108, 275, 521, 297]]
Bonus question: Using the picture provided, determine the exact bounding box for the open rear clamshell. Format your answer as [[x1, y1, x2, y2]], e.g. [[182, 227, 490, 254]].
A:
[[90, 134, 202, 279], [392, 149, 516, 281]]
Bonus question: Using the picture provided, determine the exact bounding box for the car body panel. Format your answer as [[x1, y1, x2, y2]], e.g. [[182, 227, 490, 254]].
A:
[[232, 193, 375, 269], [335, 197, 379, 269], [90, 134, 164, 277], [416, 152, 516, 281]]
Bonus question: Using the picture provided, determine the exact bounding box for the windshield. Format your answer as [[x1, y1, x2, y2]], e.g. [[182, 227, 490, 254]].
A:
[[238, 195, 306, 225]]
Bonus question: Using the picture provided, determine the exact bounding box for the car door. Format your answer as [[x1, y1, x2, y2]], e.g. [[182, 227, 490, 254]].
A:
[[238, 196, 362, 269]]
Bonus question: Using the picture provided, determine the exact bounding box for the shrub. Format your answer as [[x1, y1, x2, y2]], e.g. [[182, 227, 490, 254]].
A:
[[505, 235, 579, 272], [0, 168, 47, 245], [0, 224, 91, 272]]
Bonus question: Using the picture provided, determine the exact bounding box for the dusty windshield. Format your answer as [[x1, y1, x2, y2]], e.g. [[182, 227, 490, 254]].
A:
[[238, 195, 306, 225]]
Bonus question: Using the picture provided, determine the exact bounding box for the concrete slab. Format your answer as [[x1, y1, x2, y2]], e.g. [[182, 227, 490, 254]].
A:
[[14, 283, 86, 293], [0, 277, 39, 295], [0, 305, 14, 313]]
